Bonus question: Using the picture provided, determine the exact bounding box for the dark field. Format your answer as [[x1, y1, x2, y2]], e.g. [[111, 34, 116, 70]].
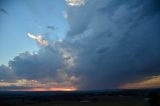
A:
[[21, 97, 146, 106], [0, 89, 160, 106]]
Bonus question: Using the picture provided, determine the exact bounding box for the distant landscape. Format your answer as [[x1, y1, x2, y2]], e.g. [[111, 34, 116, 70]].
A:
[[1, 0, 160, 106], [0, 88, 160, 106]]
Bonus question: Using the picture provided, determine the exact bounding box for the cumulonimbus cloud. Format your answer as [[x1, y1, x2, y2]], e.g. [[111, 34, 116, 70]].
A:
[[0, 0, 160, 90], [65, 0, 160, 90]]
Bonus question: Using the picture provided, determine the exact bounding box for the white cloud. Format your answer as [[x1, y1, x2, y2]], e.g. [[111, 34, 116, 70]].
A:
[[27, 33, 48, 46], [66, 0, 86, 6]]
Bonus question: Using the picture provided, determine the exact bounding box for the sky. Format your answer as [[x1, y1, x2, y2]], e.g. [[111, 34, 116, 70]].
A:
[[0, 0, 68, 65], [0, 0, 160, 91]]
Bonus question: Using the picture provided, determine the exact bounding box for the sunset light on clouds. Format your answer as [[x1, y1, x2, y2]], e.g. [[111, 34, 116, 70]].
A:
[[27, 33, 48, 46], [0, 0, 160, 91]]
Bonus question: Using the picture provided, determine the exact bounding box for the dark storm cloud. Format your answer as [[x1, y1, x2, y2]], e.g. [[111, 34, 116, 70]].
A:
[[8, 48, 64, 81], [0, 41, 77, 89], [0, 65, 15, 81], [66, 0, 160, 89], [0, 86, 33, 91]]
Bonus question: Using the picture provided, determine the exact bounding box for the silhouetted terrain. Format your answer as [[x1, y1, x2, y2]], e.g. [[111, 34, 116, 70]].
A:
[[0, 88, 160, 106]]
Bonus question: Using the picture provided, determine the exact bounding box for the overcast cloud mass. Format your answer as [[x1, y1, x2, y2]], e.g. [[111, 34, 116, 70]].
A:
[[0, 0, 160, 90]]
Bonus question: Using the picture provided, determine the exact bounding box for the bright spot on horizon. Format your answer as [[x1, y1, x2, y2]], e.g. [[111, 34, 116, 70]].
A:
[[10, 87, 77, 92]]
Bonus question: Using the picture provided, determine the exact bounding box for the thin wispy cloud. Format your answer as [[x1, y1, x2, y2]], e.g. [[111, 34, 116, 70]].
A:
[[0, 8, 8, 15]]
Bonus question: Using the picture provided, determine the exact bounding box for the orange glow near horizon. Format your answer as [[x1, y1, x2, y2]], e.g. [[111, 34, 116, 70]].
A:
[[11, 87, 77, 91], [120, 75, 160, 89]]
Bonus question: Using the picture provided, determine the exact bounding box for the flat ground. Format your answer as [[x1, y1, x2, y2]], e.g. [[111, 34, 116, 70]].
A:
[[2, 90, 157, 106], [22, 98, 147, 106]]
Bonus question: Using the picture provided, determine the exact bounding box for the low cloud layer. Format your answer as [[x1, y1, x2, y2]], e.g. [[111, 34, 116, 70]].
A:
[[0, 0, 160, 90]]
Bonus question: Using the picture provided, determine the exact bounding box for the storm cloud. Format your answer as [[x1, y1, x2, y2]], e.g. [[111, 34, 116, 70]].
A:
[[0, 0, 160, 90], [66, 0, 160, 89]]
